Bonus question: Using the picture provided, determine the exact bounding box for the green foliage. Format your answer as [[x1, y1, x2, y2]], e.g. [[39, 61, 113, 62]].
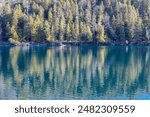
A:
[[97, 23, 105, 42], [0, 0, 149, 43], [10, 26, 19, 41]]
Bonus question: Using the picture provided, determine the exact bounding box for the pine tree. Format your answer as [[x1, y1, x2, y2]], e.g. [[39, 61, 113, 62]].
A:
[[29, 16, 36, 42], [44, 0, 52, 10], [87, 25, 92, 41], [97, 23, 105, 42], [135, 17, 143, 40], [98, 3, 104, 24], [66, 22, 71, 41], [12, 5, 23, 26], [59, 15, 66, 41], [9, 26, 19, 42], [85, 1, 91, 25], [54, 17, 60, 40], [5, 4, 12, 15], [74, 17, 80, 41], [48, 9, 53, 24], [39, 6, 44, 22]]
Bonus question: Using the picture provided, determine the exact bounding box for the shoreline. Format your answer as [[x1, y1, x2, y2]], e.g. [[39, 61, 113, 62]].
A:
[[0, 41, 150, 46]]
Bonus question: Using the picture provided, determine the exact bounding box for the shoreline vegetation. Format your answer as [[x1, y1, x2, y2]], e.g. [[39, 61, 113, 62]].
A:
[[0, 40, 150, 47], [0, 0, 150, 45]]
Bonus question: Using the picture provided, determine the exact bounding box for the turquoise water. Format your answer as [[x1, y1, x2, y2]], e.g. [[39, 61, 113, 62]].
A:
[[0, 45, 150, 100]]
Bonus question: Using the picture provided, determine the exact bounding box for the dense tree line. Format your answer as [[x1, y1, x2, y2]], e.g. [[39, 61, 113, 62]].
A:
[[0, 0, 150, 43]]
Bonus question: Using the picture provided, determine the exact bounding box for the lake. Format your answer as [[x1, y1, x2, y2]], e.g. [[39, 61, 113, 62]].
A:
[[0, 45, 150, 100]]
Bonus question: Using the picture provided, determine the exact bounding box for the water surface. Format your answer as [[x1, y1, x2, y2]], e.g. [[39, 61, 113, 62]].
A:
[[0, 45, 150, 100]]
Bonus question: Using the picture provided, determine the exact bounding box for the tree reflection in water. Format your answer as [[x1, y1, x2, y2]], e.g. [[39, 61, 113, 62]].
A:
[[0, 46, 150, 100]]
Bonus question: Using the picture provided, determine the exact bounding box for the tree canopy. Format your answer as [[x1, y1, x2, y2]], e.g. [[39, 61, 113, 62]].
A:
[[0, 0, 150, 43]]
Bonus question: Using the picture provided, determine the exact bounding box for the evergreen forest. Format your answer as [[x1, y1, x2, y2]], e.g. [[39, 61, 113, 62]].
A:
[[0, 0, 150, 43]]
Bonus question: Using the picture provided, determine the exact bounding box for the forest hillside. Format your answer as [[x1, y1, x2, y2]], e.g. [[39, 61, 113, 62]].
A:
[[0, 0, 150, 43]]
